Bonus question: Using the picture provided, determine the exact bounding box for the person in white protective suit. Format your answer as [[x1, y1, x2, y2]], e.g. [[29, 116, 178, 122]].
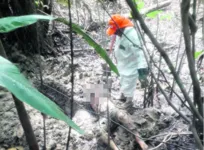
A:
[[106, 14, 149, 110]]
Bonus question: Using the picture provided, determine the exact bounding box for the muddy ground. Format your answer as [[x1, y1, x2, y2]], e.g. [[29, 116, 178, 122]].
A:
[[0, 0, 203, 150]]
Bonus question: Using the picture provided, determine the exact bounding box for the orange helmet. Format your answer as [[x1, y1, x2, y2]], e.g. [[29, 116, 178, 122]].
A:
[[106, 14, 134, 36]]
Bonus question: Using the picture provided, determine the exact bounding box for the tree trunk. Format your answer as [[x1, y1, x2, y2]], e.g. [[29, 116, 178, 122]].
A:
[[9, 0, 39, 54]]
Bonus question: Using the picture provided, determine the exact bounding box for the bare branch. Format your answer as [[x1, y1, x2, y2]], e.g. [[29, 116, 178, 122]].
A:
[[181, 0, 203, 116], [124, 0, 172, 18], [149, 133, 173, 150]]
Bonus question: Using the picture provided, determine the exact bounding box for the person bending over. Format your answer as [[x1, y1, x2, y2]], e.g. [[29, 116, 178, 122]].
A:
[[106, 14, 149, 110]]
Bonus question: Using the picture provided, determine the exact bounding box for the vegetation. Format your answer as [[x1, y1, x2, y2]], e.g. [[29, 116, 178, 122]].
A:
[[0, 0, 203, 149]]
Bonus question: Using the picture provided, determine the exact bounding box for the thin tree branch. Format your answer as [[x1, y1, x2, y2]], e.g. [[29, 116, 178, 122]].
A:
[[190, 124, 203, 150], [153, 62, 192, 112], [124, 0, 172, 18], [169, 33, 183, 100], [66, 0, 74, 149], [151, 71, 190, 123], [181, 0, 203, 116], [149, 133, 173, 150]]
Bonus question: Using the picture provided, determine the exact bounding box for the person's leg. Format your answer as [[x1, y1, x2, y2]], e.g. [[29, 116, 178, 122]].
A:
[[118, 74, 138, 110]]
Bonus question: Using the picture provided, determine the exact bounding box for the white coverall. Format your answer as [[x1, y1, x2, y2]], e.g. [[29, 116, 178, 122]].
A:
[[114, 27, 148, 97]]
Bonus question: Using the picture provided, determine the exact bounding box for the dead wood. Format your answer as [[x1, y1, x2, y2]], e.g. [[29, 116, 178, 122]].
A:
[[90, 98, 149, 150], [123, 0, 171, 18], [141, 0, 171, 15], [62, 47, 109, 53], [99, 132, 119, 150]]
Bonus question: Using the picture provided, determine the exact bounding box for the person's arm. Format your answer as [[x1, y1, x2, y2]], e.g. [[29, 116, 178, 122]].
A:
[[128, 29, 149, 79], [109, 34, 118, 64], [109, 34, 116, 54]]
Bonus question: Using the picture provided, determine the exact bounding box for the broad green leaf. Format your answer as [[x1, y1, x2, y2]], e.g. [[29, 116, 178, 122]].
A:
[[0, 56, 84, 134], [0, 15, 54, 33], [146, 10, 163, 19], [160, 14, 172, 20], [55, 18, 119, 76], [194, 50, 204, 59]]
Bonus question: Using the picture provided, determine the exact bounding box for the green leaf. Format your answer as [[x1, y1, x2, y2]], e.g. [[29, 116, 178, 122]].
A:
[[134, 0, 145, 11], [0, 56, 84, 134], [55, 18, 119, 76], [0, 15, 54, 33], [194, 50, 204, 59], [146, 10, 163, 19], [129, 0, 145, 18], [35, 1, 39, 6], [160, 14, 172, 20]]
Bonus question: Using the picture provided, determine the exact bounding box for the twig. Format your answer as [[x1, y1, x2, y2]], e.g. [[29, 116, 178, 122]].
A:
[[169, 32, 183, 100], [203, 6, 204, 45], [151, 71, 191, 123], [153, 61, 192, 112], [149, 133, 173, 150], [74, 0, 79, 24], [62, 47, 110, 53], [37, 22, 46, 149], [66, 0, 74, 149], [155, 0, 161, 108], [134, 20, 155, 108], [42, 113, 46, 150], [124, 1, 171, 18], [141, 0, 171, 16], [190, 124, 203, 150], [147, 132, 193, 140]]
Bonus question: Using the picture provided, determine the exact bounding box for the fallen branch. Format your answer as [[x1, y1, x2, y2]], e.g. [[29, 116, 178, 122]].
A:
[[124, 0, 171, 18], [149, 133, 173, 150], [146, 132, 193, 140], [90, 97, 148, 150], [99, 132, 119, 150], [142, 0, 171, 15], [62, 47, 109, 53], [141, 1, 171, 15]]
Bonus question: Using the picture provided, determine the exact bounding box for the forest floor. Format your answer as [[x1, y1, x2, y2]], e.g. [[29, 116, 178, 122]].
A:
[[0, 0, 203, 150]]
